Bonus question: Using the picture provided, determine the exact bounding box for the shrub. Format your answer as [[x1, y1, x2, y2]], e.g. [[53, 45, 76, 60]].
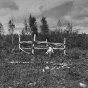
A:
[[67, 48, 83, 59]]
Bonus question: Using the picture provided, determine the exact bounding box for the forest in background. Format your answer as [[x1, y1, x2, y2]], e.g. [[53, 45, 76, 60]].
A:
[[0, 14, 87, 55]]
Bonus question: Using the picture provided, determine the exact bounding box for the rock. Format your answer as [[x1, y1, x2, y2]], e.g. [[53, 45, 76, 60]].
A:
[[79, 82, 87, 88], [45, 66, 49, 70], [9, 87, 12, 88], [42, 68, 45, 72]]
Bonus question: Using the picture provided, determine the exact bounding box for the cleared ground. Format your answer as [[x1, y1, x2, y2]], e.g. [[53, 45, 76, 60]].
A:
[[0, 51, 88, 88]]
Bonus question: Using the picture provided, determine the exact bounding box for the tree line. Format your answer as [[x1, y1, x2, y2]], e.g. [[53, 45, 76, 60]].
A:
[[0, 14, 87, 54]]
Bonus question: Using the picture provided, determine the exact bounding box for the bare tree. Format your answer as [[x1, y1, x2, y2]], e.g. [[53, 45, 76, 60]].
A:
[[57, 20, 62, 33], [21, 19, 29, 35]]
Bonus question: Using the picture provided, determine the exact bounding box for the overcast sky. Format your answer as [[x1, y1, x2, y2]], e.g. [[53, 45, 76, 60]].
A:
[[0, 0, 88, 34]]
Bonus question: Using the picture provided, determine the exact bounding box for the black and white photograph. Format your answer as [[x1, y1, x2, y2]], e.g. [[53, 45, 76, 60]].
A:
[[0, 0, 88, 88]]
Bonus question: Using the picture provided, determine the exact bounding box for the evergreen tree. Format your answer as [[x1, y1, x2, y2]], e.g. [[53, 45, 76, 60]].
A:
[[0, 23, 4, 50], [67, 22, 72, 33], [29, 14, 38, 36], [8, 19, 15, 45], [0, 23, 4, 35], [40, 17, 49, 34]]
